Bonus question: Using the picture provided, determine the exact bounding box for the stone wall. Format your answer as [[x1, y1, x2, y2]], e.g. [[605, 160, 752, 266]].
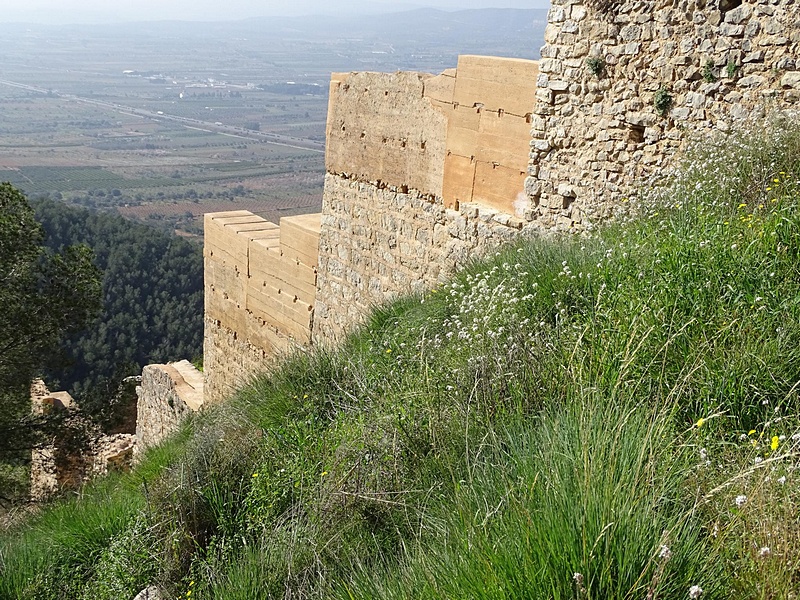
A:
[[526, 0, 800, 231], [203, 13, 799, 395], [203, 210, 320, 403], [135, 360, 203, 452], [30, 380, 136, 501], [314, 176, 534, 341], [325, 70, 449, 197], [315, 55, 540, 342]]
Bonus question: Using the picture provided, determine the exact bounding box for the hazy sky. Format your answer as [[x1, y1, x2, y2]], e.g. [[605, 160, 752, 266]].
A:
[[0, 0, 547, 24]]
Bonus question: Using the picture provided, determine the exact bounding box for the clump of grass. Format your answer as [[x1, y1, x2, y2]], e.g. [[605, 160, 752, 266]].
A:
[[586, 56, 605, 77], [654, 86, 673, 116], [703, 60, 717, 83], [341, 394, 719, 600], [0, 429, 190, 599]]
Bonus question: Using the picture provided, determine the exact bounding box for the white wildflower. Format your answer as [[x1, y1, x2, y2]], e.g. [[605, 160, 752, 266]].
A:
[[658, 545, 672, 560], [689, 585, 703, 598], [735, 494, 747, 508], [759, 547, 771, 558]]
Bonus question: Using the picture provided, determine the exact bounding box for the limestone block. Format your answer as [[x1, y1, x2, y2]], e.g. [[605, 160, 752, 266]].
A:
[[472, 162, 527, 215], [210, 292, 248, 334], [136, 361, 203, 450], [445, 105, 481, 156], [246, 318, 293, 355], [250, 240, 318, 289], [442, 154, 476, 208], [280, 213, 321, 267], [205, 255, 247, 308], [453, 55, 539, 115], [205, 212, 277, 267], [423, 71, 456, 104], [475, 112, 532, 169], [325, 70, 447, 196], [203, 210, 253, 227], [249, 262, 317, 305], [781, 72, 800, 89], [724, 4, 752, 24], [246, 287, 313, 342]]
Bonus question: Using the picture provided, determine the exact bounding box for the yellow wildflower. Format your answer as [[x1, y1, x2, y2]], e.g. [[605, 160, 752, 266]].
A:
[[696, 418, 705, 428], [386, 348, 392, 353], [771, 436, 779, 451]]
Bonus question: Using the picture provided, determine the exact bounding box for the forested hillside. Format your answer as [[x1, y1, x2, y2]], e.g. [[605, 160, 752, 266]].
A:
[[31, 200, 204, 414]]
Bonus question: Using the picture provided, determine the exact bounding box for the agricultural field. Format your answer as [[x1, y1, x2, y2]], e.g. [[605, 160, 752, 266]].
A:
[[0, 65, 327, 236]]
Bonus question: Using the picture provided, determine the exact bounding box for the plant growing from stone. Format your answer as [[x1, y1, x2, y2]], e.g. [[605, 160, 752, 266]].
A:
[[586, 56, 605, 77], [654, 87, 673, 116], [726, 60, 740, 78]]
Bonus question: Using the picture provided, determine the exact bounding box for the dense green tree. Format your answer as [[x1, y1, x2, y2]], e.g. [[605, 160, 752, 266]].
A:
[[0, 183, 102, 396], [0, 184, 101, 503], [30, 199, 204, 426]]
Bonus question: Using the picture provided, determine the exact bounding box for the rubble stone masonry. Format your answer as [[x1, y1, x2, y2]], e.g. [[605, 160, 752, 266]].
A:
[[527, 0, 799, 231], [136, 360, 203, 451], [315, 56, 541, 341]]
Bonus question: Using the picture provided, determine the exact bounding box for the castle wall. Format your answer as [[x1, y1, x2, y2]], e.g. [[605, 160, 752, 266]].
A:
[[202, 17, 799, 396], [135, 360, 203, 452], [314, 176, 530, 341], [30, 381, 136, 500], [527, 0, 800, 231], [203, 210, 320, 402], [325, 70, 449, 197], [314, 56, 540, 342]]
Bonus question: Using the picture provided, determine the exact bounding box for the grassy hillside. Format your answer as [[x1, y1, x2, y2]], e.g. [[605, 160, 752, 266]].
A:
[[2, 117, 800, 599]]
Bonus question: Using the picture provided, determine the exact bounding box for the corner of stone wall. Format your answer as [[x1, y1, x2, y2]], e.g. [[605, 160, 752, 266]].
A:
[[135, 360, 203, 453]]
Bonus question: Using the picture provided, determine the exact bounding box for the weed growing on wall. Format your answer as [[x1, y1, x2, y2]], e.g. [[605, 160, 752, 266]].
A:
[[654, 86, 673, 116], [703, 60, 717, 83], [586, 56, 605, 77]]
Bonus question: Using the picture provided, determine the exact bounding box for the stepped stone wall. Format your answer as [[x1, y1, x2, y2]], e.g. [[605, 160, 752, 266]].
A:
[[526, 0, 800, 230], [203, 210, 320, 403]]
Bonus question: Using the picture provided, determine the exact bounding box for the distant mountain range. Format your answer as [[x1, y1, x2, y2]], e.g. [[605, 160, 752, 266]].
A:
[[0, 2, 548, 26]]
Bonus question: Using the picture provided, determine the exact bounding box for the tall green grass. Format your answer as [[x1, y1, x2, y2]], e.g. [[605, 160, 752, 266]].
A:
[[2, 115, 800, 599], [340, 395, 716, 599]]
